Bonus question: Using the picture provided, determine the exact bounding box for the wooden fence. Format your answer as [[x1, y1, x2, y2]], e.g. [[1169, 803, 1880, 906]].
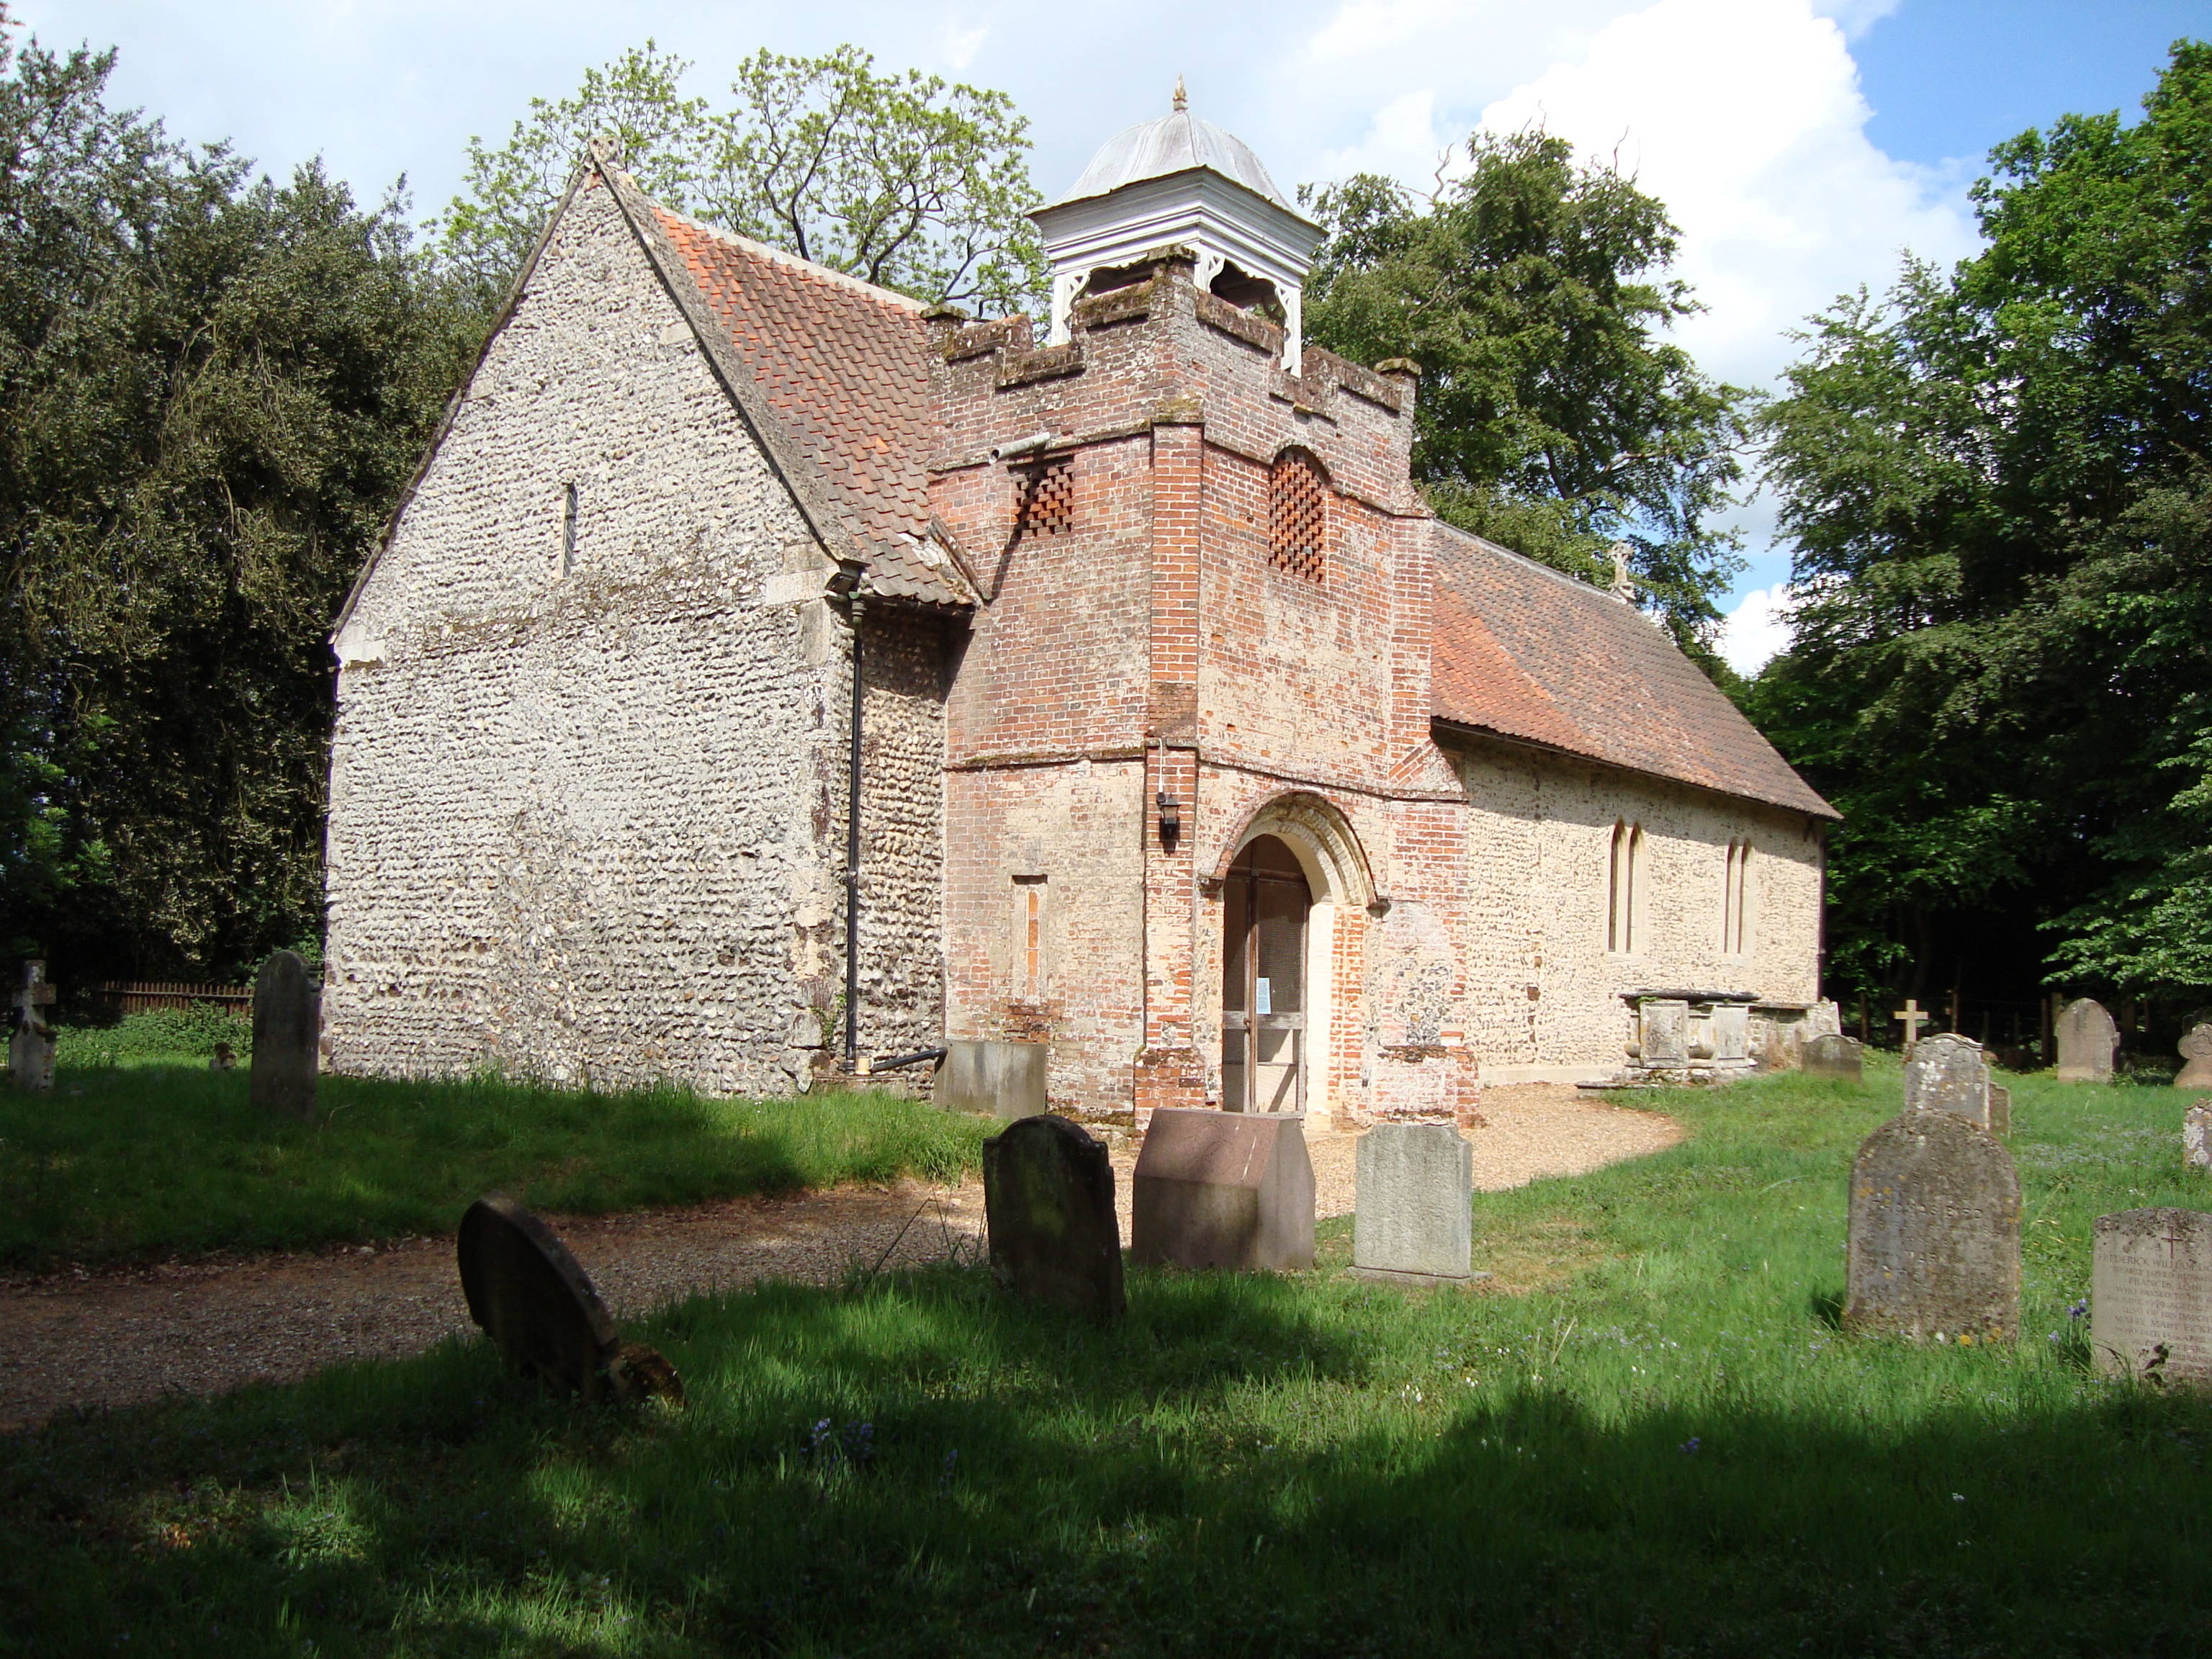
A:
[[93, 980, 251, 1015]]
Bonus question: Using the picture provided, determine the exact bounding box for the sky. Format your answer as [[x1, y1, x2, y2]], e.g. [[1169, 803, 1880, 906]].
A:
[[18, 0, 2206, 673]]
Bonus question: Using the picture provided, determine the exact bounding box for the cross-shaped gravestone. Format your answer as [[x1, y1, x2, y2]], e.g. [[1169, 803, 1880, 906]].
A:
[[9, 959, 56, 1092], [1894, 1000, 1933, 1048]]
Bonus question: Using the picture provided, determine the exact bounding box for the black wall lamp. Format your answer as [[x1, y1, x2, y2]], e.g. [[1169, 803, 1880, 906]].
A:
[[1156, 790, 1182, 852]]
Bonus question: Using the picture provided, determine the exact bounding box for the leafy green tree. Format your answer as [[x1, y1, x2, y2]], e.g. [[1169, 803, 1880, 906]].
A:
[[1303, 130, 1748, 653], [0, 16, 479, 979], [436, 43, 1045, 318], [1753, 40, 2212, 1008]]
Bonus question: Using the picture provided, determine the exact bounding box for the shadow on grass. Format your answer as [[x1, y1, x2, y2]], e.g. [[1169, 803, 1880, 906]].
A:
[[0, 1066, 988, 1268], [9, 1259, 2212, 1658]]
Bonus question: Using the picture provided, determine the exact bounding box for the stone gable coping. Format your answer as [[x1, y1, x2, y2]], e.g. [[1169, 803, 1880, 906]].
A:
[[995, 340, 1087, 389]]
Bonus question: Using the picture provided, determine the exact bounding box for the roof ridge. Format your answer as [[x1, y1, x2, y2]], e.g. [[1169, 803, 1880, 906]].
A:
[[652, 205, 930, 314], [1432, 518, 1629, 610]]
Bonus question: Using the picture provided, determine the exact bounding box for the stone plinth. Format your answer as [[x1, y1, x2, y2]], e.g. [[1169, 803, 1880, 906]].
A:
[[1130, 1108, 1313, 1272], [938, 1040, 1048, 1120], [2092, 1208, 2212, 1385], [1843, 1110, 2020, 1344], [1352, 1123, 1473, 1285], [983, 1115, 1125, 1318]]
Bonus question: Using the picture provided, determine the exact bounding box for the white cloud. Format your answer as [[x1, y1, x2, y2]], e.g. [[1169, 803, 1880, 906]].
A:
[[1475, 0, 1978, 395], [939, 21, 987, 72], [1719, 585, 1794, 675]]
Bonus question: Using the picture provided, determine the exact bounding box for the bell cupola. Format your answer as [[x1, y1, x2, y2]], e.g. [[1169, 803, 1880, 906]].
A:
[[1031, 82, 1326, 374]]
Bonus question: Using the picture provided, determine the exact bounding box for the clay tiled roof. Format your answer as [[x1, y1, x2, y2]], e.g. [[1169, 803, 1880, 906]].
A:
[[1429, 524, 1835, 818], [652, 207, 968, 606]]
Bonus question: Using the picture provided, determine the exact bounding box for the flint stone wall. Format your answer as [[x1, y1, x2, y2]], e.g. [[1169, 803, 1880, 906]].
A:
[[324, 183, 943, 1094]]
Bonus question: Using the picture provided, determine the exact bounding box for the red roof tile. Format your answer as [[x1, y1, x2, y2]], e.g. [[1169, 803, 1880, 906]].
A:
[[652, 207, 967, 606], [1430, 525, 1835, 818]]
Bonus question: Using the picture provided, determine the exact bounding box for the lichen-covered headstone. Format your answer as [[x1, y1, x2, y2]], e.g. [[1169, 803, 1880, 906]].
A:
[[1802, 1033, 1863, 1081], [2178, 1026, 2212, 1089], [250, 950, 319, 1120], [982, 1115, 1125, 1318], [2092, 1208, 2212, 1386], [9, 959, 56, 1092], [1904, 1033, 1992, 1129], [457, 1195, 682, 1403], [1131, 1108, 1313, 1272], [2056, 997, 2118, 1083], [1843, 1110, 2020, 1343], [2185, 1101, 2212, 1172], [1353, 1123, 1473, 1285]]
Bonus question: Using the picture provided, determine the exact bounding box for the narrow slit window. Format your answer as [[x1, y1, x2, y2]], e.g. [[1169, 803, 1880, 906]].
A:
[[1722, 840, 1754, 956], [562, 482, 578, 574], [1013, 876, 1047, 999], [1609, 820, 1642, 955]]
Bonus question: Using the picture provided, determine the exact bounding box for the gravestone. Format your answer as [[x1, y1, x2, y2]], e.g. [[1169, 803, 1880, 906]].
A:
[[1802, 1033, 1863, 1082], [2178, 1026, 2212, 1089], [9, 959, 56, 1092], [250, 950, 319, 1120], [1843, 1110, 2020, 1343], [1352, 1123, 1473, 1285], [1987, 1084, 2012, 1138], [1903, 1033, 1992, 1128], [457, 1195, 682, 1402], [2056, 997, 2119, 1083], [938, 1039, 1048, 1120], [1640, 1000, 1689, 1068], [982, 1114, 1125, 1318], [2185, 1101, 2212, 1172], [2091, 1208, 2212, 1386], [1131, 1107, 1314, 1272]]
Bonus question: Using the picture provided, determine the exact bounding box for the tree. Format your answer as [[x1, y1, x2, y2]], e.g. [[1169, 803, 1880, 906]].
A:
[[436, 43, 1046, 318], [1302, 130, 1748, 654], [0, 14, 480, 979], [1753, 40, 2212, 1012]]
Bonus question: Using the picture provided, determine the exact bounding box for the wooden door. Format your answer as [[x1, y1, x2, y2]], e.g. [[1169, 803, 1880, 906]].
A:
[[1221, 835, 1310, 1113]]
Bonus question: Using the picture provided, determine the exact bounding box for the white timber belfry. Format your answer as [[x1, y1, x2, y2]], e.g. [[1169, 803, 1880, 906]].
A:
[[1031, 86, 1324, 374]]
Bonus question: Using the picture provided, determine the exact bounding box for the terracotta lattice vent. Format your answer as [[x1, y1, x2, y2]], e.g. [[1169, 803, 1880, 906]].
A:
[[1268, 449, 1328, 582], [1015, 458, 1076, 541]]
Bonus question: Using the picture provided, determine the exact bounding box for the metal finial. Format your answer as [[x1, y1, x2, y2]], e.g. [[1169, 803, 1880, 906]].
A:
[[1173, 76, 1187, 112]]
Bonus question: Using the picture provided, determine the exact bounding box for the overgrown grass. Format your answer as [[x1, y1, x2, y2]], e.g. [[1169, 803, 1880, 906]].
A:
[[6, 1064, 2212, 1654], [53, 1007, 254, 1067], [0, 1068, 989, 1267]]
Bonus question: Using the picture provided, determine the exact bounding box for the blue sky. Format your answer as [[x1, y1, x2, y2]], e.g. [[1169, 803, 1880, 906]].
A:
[[19, 0, 2207, 669]]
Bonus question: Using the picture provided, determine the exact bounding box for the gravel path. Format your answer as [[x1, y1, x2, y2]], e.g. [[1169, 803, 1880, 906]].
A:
[[1, 1087, 1676, 1433]]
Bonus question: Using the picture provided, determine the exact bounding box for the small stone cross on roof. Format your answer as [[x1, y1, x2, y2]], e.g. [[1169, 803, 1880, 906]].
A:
[[1609, 541, 1636, 603]]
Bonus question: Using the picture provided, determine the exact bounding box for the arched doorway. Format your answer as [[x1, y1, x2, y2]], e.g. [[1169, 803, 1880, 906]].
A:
[[1222, 835, 1311, 1112]]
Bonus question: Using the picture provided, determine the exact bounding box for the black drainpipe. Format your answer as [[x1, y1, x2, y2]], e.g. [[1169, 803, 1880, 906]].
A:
[[845, 591, 866, 1070]]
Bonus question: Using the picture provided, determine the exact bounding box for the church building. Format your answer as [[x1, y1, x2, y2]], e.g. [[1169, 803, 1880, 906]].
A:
[[322, 99, 1836, 1121]]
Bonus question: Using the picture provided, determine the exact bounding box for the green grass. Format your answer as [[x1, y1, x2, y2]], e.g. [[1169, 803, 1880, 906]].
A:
[[0, 1068, 989, 1267], [7, 1064, 2212, 1655]]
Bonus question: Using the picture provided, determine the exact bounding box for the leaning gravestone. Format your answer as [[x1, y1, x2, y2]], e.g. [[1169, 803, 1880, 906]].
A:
[[2186, 1101, 2212, 1172], [9, 959, 56, 1092], [1903, 1033, 1992, 1129], [2056, 997, 2119, 1084], [1353, 1123, 1473, 1285], [250, 950, 319, 1120], [982, 1115, 1125, 1318], [1802, 1033, 1863, 1081], [2178, 1026, 2212, 1089], [2092, 1208, 2212, 1386], [1843, 1110, 2020, 1343], [1131, 1107, 1314, 1272], [457, 1195, 682, 1402]]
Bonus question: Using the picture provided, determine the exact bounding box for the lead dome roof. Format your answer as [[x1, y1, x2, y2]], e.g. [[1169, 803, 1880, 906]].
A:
[[1048, 106, 1295, 211]]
